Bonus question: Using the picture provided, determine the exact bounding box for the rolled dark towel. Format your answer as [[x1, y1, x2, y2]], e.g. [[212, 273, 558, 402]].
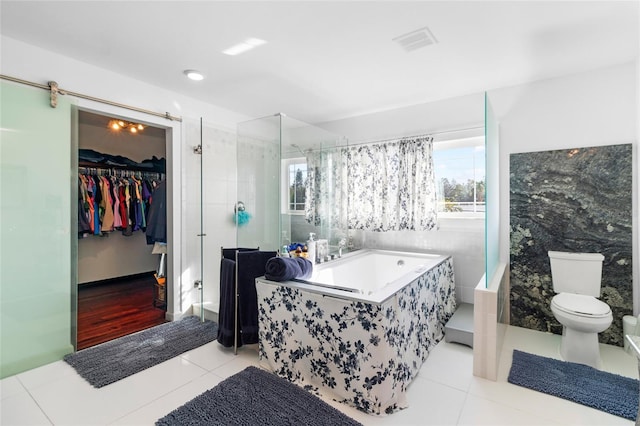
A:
[[294, 256, 313, 279], [265, 256, 313, 281]]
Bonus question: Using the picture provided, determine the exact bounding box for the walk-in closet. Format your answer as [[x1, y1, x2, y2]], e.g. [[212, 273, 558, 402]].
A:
[[76, 110, 168, 349]]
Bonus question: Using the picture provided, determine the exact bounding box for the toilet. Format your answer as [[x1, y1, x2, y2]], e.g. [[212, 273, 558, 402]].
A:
[[548, 251, 613, 369]]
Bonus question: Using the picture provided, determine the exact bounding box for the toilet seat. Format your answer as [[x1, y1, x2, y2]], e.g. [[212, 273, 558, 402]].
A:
[[552, 293, 611, 318]]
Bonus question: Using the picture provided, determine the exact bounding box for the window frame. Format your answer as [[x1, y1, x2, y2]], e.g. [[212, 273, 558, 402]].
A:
[[433, 135, 486, 220], [281, 157, 308, 215]]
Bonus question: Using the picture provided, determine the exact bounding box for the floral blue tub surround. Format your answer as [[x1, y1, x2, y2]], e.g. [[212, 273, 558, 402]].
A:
[[256, 257, 456, 415]]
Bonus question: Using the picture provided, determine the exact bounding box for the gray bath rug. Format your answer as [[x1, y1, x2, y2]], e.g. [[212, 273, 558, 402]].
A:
[[508, 349, 639, 420], [64, 316, 217, 388], [156, 366, 363, 426]]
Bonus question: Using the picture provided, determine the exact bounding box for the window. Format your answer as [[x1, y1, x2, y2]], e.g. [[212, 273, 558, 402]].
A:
[[433, 137, 485, 218], [284, 158, 307, 214]]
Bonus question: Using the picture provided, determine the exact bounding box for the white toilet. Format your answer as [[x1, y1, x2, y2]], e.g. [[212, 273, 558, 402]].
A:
[[548, 251, 613, 369]]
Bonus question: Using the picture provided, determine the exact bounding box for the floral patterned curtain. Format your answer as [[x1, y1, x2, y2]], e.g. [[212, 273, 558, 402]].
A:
[[306, 136, 437, 232]]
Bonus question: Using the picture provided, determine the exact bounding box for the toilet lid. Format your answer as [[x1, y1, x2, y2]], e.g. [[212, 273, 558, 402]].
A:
[[552, 293, 611, 317]]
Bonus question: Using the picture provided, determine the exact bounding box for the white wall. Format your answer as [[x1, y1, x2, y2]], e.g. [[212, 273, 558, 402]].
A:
[[488, 61, 638, 313], [317, 92, 484, 142], [1, 35, 251, 318], [317, 93, 486, 305]]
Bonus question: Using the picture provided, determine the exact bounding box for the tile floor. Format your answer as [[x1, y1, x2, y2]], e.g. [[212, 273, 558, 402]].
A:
[[1, 325, 637, 425]]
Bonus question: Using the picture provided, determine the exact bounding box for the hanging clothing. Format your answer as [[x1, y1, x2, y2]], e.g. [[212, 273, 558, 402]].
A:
[[145, 180, 166, 244], [77, 169, 163, 239], [100, 176, 114, 232]]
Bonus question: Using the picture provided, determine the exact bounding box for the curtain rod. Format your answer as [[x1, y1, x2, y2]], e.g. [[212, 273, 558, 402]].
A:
[[287, 126, 485, 156], [343, 132, 435, 149], [1, 74, 182, 122], [293, 126, 484, 154], [348, 126, 484, 148]]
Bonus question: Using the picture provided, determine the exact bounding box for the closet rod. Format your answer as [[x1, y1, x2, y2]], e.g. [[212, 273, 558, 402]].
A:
[[0, 74, 182, 122], [79, 166, 164, 177]]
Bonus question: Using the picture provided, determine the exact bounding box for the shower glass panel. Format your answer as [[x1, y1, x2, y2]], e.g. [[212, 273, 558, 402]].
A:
[[236, 114, 347, 258], [182, 117, 204, 319], [281, 118, 347, 258], [236, 115, 281, 251], [0, 80, 77, 378], [200, 120, 238, 317], [485, 92, 500, 288]]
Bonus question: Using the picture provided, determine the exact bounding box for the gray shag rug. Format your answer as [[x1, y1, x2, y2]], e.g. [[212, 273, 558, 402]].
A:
[[508, 349, 639, 420], [64, 316, 217, 388], [156, 366, 363, 426]]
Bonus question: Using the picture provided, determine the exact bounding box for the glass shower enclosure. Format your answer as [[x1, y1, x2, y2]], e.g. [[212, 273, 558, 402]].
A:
[[236, 113, 348, 257]]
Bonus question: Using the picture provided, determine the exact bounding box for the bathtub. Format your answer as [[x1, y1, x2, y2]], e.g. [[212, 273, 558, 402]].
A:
[[256, 249, 456, 415]]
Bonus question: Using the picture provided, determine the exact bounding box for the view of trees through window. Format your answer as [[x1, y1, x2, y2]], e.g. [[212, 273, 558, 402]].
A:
[[288, 162, 307, 211], [434, 144, 485, 213]]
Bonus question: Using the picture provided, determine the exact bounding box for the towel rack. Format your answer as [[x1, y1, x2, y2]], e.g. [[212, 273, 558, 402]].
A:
[[219, 247, 276, 354]]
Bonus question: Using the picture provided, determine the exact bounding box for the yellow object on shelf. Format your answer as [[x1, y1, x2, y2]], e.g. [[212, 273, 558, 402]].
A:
[[154, 273, 166, 286]]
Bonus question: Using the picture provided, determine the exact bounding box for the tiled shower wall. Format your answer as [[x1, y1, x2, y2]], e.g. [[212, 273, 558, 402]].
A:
[[509, 144, 633, 346]]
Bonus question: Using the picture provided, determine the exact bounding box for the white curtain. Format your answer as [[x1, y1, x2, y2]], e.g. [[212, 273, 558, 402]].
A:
[[306, 136, 437, 232]]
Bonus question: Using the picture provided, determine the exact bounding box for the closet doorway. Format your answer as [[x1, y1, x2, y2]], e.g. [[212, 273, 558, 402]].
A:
[[76, 110, 168, 349]]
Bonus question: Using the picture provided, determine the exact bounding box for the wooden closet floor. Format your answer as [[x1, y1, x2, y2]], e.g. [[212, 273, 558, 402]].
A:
[[77, 274, 167, 350]]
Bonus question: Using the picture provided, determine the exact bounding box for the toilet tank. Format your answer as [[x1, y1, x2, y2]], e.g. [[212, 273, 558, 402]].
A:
[[548, 251, 604, 296]]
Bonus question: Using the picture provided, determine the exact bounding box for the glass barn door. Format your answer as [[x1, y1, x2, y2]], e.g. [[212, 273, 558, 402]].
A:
[[0, 80, 77, 378]]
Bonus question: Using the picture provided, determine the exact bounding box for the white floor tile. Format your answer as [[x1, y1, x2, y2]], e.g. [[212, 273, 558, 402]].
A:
[[210, 348, 260, 379], [28, 356, 208, 425], [1, 375, 25, 400], [458, 393, 562, 425], [1, 323, 637, 426], [0, 391, 53, 425], [600, 343, 639, 378], [177, 340, 238, 371], [15, 360, 77, 391], [398, 377, 468, 425], [112, 372, 224, 425], [419, 341, 474, 392]]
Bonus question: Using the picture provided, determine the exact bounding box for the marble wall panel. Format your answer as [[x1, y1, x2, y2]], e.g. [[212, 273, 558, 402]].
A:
[[509, 144, 632, 346]]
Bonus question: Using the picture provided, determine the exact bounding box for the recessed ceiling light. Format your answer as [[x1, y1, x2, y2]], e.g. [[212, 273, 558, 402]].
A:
[[222, 38, 267, 56], [184, 70, 204, 81]]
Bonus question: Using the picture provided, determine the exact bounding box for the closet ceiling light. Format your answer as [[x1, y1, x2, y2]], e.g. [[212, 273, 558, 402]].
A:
[[108, 119, 145, 134], [183, 70, 204, 81], [222, 38, 267, 56]]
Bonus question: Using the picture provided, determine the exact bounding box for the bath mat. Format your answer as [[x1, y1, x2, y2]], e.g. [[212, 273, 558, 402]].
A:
[[156, 366, 363, 426], [64, 316, 217, 388], [508, 349, 639, 420]]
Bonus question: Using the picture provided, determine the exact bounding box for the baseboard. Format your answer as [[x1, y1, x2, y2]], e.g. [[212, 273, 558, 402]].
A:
[[191, 302, 219, 323], [78, 271, 156, 287]]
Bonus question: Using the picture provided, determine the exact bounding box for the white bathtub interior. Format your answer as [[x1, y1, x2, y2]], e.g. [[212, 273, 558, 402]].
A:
[[297, 249, 449, 303]]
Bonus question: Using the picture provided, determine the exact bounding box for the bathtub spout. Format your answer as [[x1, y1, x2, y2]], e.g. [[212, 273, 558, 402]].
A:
[[338, 238, 347, 258]]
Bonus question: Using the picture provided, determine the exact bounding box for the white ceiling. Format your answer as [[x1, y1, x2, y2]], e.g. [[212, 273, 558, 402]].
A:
[[1, 1, 638, 124]]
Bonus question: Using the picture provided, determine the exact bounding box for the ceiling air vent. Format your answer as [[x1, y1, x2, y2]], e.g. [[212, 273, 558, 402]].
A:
[[393, 26, 438, 52]]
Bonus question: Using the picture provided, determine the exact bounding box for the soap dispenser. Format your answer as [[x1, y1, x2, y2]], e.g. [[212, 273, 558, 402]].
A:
[[307, 233, 316, 265]]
